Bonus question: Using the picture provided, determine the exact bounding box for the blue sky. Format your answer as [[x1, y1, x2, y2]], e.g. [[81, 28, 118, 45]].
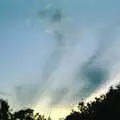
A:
[[0, 0, 120, 119]]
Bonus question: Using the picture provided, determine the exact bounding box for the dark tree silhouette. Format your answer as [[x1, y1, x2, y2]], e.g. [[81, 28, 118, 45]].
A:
[[1, 84, 120, 120], [65, 85, 120, 120], [14, 108, 34, 120], [0, 99, 48, 120], [0, 99, 10, 120]]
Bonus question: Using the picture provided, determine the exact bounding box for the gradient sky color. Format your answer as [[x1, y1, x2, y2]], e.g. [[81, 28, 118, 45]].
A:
[[1, 0, 120, 119]]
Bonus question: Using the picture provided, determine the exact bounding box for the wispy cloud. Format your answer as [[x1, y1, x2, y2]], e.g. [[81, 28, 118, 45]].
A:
[[13, 1, 120, 110]]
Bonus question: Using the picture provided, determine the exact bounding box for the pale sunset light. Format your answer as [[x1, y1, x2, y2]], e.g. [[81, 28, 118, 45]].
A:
[[0, 0, 120, 120]]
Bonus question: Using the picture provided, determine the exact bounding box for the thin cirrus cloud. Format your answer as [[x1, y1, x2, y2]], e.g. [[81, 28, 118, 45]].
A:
[[13, 1, 120, 110]]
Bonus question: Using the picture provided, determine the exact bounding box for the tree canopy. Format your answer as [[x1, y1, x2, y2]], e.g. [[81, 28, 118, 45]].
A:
[[65, 85, 120, 120], [1, 85, 120, 120]]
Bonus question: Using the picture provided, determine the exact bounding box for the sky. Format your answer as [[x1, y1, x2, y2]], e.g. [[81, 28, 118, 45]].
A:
[[0, 0, 120, 119]]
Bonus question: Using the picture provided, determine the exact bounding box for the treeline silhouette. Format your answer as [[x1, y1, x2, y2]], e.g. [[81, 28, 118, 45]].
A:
[[65, 85, 120, 120], [0, 99, 50, 120], [0, 85, 120, 120]]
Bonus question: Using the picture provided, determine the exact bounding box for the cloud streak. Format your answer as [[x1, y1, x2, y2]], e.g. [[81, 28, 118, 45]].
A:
[[13, 2, 120, 109]]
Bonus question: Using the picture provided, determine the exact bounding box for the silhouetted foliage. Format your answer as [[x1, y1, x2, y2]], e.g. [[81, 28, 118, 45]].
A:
[[0, 99, 10, 120], [65, 85, 120, 120], [14, 108, 34, 120], [1, 85, 120, 120], [0, 99, 48, 120]]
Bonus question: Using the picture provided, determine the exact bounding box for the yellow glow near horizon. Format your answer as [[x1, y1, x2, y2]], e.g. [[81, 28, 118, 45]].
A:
[[33, 75, 120, 120], [49, 106, 71, 120], [34, 104, 72, 120]]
